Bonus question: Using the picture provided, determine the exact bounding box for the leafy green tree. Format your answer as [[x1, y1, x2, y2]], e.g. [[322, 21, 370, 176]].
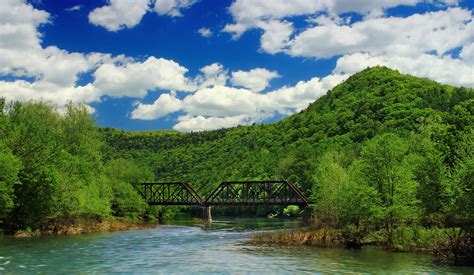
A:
[[358, 133, 420, 233], [0, 143, 21, 224], [312, 150, 349, 227], [7, 102, 64, 229], [56, 103, 112, 219], [104, 158, 153, 219], [312, 150, 380, 246]]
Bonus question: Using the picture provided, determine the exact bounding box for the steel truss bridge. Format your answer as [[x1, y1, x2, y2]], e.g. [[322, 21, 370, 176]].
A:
[[139, 181, 309, 207]]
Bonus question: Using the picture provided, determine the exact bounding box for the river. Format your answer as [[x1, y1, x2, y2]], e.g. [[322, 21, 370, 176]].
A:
[[0, 218, 472, 273]]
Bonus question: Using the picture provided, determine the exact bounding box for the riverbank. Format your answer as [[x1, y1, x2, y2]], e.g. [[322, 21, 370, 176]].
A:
[[10, 218, 158, 238], [250, 226, 445, 250], [249, 226, 474, 266], [250, 227, 343, 247]]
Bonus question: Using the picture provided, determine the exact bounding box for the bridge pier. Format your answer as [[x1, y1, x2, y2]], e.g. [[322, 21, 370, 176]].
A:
[[302, 206, 313, 223], [203, 206, 212, 223]]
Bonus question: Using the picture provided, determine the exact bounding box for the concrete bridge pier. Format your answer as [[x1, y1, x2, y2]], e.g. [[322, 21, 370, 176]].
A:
[[203, 206, 212, 223], [302, 206, 313, 223]]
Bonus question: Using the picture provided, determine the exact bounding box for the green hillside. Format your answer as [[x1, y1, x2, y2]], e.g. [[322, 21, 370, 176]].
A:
[[102, 66, 473, 195]]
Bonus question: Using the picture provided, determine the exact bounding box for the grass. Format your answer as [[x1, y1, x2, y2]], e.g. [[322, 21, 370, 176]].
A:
[[13, 217, 157, 237], [250, 227, 342, 247]]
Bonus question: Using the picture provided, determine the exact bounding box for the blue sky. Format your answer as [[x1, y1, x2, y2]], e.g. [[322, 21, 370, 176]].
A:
[[0, 0, 473, 131]]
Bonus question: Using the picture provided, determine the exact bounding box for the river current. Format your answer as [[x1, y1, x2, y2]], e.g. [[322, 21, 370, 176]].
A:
[[0, 218, 472, 273]]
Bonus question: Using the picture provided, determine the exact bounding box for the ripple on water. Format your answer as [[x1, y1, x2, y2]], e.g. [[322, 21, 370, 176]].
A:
[[0, 220, 473, 273]]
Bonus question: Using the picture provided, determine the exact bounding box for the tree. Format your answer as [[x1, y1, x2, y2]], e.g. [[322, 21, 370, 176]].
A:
[[358, 133, 420, 234], [104, 158, 153, 219], [56, 103, 111, 219], [7, 102, 64, 229], [0, 144, 21, 224]]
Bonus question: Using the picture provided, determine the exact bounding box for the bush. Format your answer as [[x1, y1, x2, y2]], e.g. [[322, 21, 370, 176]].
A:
[[283, 205, 301, 216]]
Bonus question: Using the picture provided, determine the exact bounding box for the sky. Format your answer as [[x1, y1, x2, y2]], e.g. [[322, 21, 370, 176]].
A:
[[0, 0, 473, 132]]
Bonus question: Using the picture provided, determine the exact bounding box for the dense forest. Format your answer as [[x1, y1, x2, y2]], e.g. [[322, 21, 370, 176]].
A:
[[1, 67, 472, 263], [0, 101, 159, 234]]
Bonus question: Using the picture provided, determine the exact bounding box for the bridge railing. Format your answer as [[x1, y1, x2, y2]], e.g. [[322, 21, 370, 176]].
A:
[[140, 180, 309, 207], [140, 182, 203, 206], [204, 180, 309, 206]]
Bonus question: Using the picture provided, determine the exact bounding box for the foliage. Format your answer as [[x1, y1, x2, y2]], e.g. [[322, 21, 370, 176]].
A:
[[104, 158, 152, 220], [0, 67, 472, 264], [0, 102, 151, 231], [283, 205, 300, 217], [99, 67, 473, 261]]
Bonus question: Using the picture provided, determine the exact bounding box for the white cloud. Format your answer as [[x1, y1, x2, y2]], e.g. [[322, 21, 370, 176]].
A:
[[182, 86, 260, 117], [166, 73, 348, 131], [287, 8, 474, 58], [460, 43, 474, 65], [197, 27, 212, 38], [0, 0, 196, 109], [223, 0, 457, 38], [194, 63, 228, 88], [88, 0, 150, 31], [0, 0, 113, 107], [268, 73, 348, 114], [257, 20, 293, 54], [173, 114, 251, 132], [0, 80, 100, 110], [131, 92, 182, 119], [231, 68, 280, 92], [334, 52, 474, 87], [223, 0, 471, 75], [88, 0, 198, 31], [153, 0, 197, 17], [93, 56, 195, 98], [2, 0, 472, 134], [66, 5, 82, 12], [0, 0, 49, 50]]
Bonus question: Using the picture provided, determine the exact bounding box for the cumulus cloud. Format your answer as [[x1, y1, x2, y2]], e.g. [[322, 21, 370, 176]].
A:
[[0, 81, 100, 114], [182, 86, 262, 117], [89, 0, 150, 31], [194, 63, 228, 88], [173, 115, 251, 132], [153, 0, 197, 17], [2, 0, 472, 133], [167, 73, 348, 131], [197, 27, 212, 37], [0, 0, 49, 50], [268, 74, 348, 114], [257, 20, 293, 54], [231, 68, 280, 92], [93, 57, 195, 98], [223, 0, 471, 66], [460, 43, 474, 65], [88, 0, 198, 31], [0, 0, 107, 107], [334, 52, 474, 87], [131, 92, 182, 119], [0, 0, 194, 109], [287, 8, 474, 58], [223, 0, 457, 38]]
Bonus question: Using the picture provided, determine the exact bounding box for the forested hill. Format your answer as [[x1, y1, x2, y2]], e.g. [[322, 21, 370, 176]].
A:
[[1, 66, 472, 250], [102, 66, 473, 196]]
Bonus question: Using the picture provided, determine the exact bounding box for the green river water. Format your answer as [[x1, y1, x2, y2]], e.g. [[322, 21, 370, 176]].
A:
[[0, 218, 473, 273]]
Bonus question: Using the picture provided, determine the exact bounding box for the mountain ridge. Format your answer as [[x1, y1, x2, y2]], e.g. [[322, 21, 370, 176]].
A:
[[102, 66, 473, 194]]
